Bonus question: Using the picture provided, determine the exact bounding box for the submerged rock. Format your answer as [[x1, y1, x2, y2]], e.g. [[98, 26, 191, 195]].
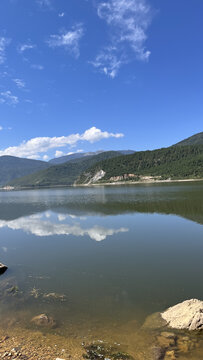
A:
[[161, 299, 203, 331], [142, 312, 167, 330], [31, 314, 57, 328], [43, 292, 67, 301], [150, 346, 166, 360], [0, 263, 8, 275], [82, 341, 134, 360]]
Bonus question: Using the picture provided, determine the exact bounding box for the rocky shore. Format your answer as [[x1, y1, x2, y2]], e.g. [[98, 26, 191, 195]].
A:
[[0, 294, 202, 360]]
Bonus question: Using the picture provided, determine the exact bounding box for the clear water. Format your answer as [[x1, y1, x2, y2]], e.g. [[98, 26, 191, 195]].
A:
[[0, 182, 203, 357]]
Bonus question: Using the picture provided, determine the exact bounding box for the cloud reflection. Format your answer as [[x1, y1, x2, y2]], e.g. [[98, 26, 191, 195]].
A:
[[0, 216, 128, 241]]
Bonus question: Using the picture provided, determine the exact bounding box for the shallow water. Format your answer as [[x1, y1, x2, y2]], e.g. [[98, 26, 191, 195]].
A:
[[0, 182, 203, 358]]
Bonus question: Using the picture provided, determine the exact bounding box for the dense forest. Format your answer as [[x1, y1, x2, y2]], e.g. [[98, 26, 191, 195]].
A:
[[77, 145, 203, 183]]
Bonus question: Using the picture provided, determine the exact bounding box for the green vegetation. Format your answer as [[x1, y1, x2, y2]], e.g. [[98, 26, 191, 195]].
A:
[[174, 131, 203, 146], [77, 145, 203, 183], [0, 156, 50, 186], [49, 150, 135, 165], [9, 151, 122, 187]]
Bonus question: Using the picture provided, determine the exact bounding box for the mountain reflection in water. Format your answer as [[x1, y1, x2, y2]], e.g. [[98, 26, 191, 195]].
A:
[[0, 181, 203, 224]]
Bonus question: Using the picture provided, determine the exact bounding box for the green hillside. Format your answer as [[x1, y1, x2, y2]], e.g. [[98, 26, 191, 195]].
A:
[[49, 150, 135, 165], [9, 151, 122, 188], [174, 132, 203, 146], [77, 145, 203, 184], [0, 156, 50, 186]]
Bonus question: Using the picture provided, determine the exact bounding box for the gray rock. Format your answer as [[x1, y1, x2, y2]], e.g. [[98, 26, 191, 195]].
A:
[[161, 299, 203, 331], [0, 263, 7, 275]]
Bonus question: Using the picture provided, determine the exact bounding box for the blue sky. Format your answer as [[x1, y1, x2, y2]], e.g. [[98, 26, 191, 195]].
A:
[[0, 0, 202, 160]]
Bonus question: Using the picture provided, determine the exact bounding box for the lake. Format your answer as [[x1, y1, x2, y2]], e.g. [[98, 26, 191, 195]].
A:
[[0, 182, 203, 359]]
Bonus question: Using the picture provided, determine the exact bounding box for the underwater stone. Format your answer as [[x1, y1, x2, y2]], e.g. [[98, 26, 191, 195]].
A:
[[31, 313, 57, 328]]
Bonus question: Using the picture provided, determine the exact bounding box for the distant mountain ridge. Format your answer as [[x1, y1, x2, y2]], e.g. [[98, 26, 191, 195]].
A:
[[1, 132, 203, 188], [0, 156, 50, 186], [49, 150, 135, 165]]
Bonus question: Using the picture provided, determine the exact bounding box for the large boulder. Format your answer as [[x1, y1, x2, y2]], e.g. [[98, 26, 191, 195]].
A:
[[161, 299, 203, 331]]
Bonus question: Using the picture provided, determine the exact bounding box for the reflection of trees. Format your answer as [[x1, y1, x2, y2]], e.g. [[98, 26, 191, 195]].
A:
[[0, 185, 202, 224]]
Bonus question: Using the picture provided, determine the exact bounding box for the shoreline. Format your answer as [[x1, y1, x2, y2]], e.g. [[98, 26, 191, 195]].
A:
[[78, 178, 203, 187], [1, 178, 203, 192]]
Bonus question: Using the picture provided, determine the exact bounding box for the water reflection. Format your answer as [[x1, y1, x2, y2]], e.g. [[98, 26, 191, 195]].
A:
[[0, 213, 128, 241], [0, 184, 202, 359], [0, 182, 202, 224]]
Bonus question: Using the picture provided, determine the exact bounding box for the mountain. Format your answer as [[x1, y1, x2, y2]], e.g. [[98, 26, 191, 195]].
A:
[[174, 132, 203, 146], [5, 133, 203, 188], [48, 151, 104, 165], [0, 156, 50, 186], [49, 150, 135, 165], [77, 144, 203, 184], [117, 150, 135, 155], [9, 151, 122, 188]]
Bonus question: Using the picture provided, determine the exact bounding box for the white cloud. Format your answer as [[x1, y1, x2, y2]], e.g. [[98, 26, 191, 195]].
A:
[[0, 91, 19, 105], [58, 12, 65, 17], [55, 149, 84, 158], [18, 43, 36, 53], [91, 0, 152, 77], [0, 127, 124, 159], [0, 216, 128, 241], [47, 24, 84, 58], [13, 78, 25, 89], [0, 37, 11, 64], [67, 149, 83, 155], [31, 64, 44, 70], [43, 154, 49, 160], [55, 150, 64, 158]]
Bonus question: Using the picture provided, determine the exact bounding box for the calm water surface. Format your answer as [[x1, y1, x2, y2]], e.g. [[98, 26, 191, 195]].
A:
[[0, 182, 203, 357]]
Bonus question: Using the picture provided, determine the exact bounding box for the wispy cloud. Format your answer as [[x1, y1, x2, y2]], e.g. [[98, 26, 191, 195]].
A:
[[13, 78, 25, 89], [31, 64, 44, 70], [0, 126, 3, 131], [47, 24, 84, 58], [18, 43, 36, 53], [0, 127, 124, 159], [36, 0, 52, 8], [91, 0, 152, 77], [58, 12, 65, 17], [90, 46, 124, 79], [0, 37, 11, 64], [0, 91, 19, 105]]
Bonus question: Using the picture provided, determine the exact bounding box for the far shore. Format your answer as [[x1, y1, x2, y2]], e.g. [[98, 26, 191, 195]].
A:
[[77, 178, 203, 187], [0, 178, 203, 191]]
